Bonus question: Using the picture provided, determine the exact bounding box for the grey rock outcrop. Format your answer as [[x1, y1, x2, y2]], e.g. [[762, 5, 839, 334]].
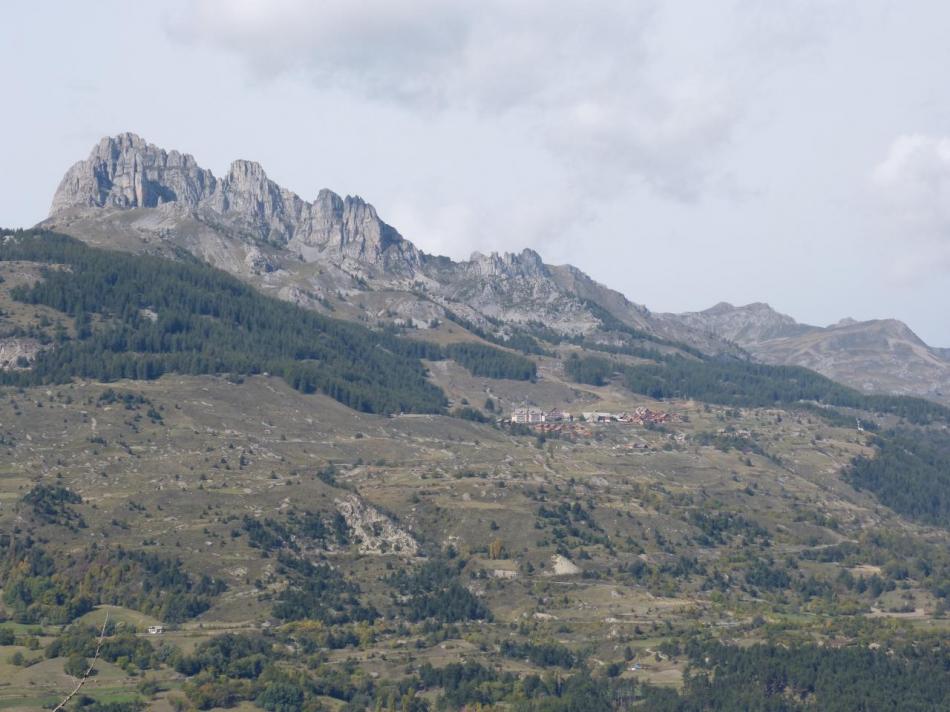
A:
[[334, 494, 419, 557], [0, 337, 42, 370]]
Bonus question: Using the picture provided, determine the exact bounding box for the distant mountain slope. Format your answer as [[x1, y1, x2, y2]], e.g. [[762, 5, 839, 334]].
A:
[[42, 133, 736, 357], [672, 302, 814, 343], [668, 302, 950, 405]]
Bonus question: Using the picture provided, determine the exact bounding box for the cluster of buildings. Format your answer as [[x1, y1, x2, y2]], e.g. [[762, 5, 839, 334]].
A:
[[509, 405, 679, 426], [510, 407, 571, 424], [583, 407, 678, 425]]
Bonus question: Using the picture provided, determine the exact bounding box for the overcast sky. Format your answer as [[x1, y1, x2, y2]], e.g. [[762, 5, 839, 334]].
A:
[[2, 1, 949, 345]]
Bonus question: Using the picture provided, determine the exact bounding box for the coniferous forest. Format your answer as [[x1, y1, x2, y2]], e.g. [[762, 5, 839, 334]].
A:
[[0, 230, 549, 412], [556, 352, 950, 424], [443, 341, 537, 381], [846, 428, 950, 527], [0, 231, 453, 413]]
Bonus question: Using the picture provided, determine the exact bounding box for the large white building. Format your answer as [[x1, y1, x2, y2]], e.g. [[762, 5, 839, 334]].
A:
[[511, 407, 545, 424]]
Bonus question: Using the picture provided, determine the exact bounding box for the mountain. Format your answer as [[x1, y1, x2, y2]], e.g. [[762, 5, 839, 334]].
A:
[[3, 234, 950, 708], [671, 302, 813, 343], [6, 134, 950, 710], [42, 133, 734, 356], [669, 302, 950, 405], [50, 133, 422, 271], [42, 133, 949, 405]]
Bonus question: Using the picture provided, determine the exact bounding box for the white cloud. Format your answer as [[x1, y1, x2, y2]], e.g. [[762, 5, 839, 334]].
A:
[[871, 134, 950, 277], [171, 1, 648, 110], [386, 184, 591, 261], [552, 79, 736, 200], [170, 0, 470, 104], [169, 0, 737, 201]]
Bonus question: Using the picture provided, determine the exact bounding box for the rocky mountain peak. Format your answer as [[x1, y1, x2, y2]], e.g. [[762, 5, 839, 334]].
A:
[[50, 133, 216, 214], [336, 194, 406, 260], [205, 158, 305, 244], [314, 187, 344, 212], [225, 159, 270, 187], [49, 133, 414, 267], [674, 301, 808, 344], [704, 301, 737, 314], [43, 132, 744, 356], [703, 301, 786, 319], [849, 318, 928, 347], [664, 304, 950, 405], [466, 248, 549, 278]]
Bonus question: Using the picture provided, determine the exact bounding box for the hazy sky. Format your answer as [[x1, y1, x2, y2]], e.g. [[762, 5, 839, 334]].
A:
[[2, 1, 949, 345]]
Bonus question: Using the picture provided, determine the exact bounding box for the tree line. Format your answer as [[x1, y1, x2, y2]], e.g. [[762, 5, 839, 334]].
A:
[[846, 427, 950, 528], [561, 352, 950, 425]]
